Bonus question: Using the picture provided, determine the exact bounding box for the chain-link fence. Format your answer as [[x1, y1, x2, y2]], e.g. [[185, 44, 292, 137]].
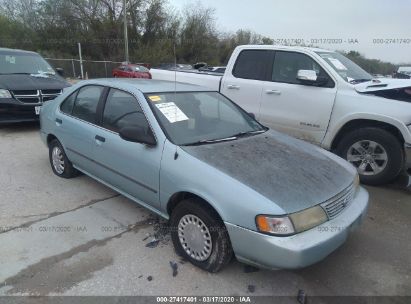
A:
[[45, 58, 124, 79]]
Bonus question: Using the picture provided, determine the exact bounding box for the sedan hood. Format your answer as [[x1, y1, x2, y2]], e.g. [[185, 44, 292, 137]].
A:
[[182, 131, 354, 214], [354, 78, 411, 93], [0, 74, 70, 91]]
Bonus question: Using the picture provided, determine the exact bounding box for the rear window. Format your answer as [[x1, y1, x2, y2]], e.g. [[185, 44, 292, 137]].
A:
[[232, 50, 271, 80]]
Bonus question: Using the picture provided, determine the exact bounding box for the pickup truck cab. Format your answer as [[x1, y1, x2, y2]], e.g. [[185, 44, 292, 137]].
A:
[[0, 48, 71, 124], [151, 45, 411, 185]]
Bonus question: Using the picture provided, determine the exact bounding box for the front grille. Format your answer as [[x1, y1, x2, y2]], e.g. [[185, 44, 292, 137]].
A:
[[11, 89, 62, 104], [12, 90, 38, 95], [321, 184, 355, 220], [42, 96, 56, 102], [15, 97, 41, 103], [41, 89, 62, 95]]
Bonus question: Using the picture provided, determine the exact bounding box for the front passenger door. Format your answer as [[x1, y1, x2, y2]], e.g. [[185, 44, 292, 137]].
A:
[[260, 51, 337, 144], [92, 88, 163, 209]]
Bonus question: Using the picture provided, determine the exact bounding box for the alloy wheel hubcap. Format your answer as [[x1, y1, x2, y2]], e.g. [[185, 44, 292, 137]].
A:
[[347, 140, 388, 176], [52, 146, 65, 174], [178, 214, 212, 261]]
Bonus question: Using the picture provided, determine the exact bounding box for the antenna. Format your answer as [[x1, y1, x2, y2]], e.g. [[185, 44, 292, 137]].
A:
[[173, 42, 179, 160], [173, 42, 177, 101]]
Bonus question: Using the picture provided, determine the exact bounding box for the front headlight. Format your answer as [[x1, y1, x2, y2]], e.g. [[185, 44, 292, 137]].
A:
[[0, 89, 12, 98], [256, 205, 328, 236]]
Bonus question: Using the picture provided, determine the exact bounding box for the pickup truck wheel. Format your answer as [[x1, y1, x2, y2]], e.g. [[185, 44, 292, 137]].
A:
[[170, 200, 233, 273], [49, 139, 78, 178], [336, 127, 404, 185]]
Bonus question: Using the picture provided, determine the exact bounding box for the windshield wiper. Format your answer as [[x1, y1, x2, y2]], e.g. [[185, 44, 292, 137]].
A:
[[349, 78, 372, 84], [0, 72, 31, 75], [183, 136, 238, 146], [182, 129, 267, 146], [231, 129, 268, 138]]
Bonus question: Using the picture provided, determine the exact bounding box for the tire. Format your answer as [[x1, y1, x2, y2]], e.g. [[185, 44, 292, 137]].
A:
[[170, 199, 233, 273], [335, 127, 404, 185], [49, 139, 79, 179]]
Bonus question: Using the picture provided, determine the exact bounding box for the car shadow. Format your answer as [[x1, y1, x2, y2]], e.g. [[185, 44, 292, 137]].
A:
[[0, 122, 40, 133], [385, 170, 411, 193]]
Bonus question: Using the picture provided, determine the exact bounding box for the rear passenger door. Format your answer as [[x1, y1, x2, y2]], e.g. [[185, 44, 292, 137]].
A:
[[221, 50, 271, 118], [92, 88, 163, 209], [56, 85, 105, 173]]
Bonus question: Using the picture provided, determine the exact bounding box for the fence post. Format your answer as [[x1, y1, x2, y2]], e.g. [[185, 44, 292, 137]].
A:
[[78, 42, 84, 79], [104, 61, 107, 77], [71, 59, 76, 78]]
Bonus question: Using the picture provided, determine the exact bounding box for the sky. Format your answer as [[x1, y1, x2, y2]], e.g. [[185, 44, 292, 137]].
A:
[[169, 0, 411, 64]]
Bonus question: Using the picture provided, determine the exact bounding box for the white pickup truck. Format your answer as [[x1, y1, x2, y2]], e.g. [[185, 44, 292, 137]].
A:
[[151, 45, 411, 185]]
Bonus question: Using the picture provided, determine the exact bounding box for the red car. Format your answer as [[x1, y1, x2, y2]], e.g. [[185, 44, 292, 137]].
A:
[[112, 63, 152, 79]]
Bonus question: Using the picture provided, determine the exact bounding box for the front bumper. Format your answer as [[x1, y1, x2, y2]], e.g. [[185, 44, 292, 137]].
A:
[[405, 143, 411, 169], [0, 98, 40, 124], [225, 187, 369, 270]]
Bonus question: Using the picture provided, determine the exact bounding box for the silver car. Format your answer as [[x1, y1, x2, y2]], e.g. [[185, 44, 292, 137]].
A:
[[40, 79, 368, 272]]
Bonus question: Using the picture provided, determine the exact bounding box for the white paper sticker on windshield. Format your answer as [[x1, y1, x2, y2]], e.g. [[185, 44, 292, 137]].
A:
[[328, 58, 348, 71], [5, 56, 15, 64], [155, 102, 189, 123]]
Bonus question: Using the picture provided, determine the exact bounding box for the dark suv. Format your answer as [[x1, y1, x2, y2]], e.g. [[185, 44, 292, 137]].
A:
[[0, 48, 71, 124]]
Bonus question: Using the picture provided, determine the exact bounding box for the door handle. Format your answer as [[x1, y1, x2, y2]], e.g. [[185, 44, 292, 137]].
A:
[[95, 135, 106, 143], [227, 84, 240, 90], [55, 118, 62, 125], [265, 89, 281, 95]]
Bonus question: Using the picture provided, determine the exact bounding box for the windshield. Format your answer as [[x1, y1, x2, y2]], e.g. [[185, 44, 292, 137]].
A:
[[146, 92, 266, 146], [316, 51, 372, 83], [0, 51, 55, 75]]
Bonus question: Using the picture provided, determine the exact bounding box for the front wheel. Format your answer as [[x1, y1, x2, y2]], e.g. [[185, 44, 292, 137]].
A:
[[170, 199, 233, 273], [49, 139, 79, 178], [335, 127, 404, 185]]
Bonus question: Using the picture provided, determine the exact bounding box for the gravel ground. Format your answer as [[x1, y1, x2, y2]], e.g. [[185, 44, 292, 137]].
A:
[[0, 123, 410, 303]]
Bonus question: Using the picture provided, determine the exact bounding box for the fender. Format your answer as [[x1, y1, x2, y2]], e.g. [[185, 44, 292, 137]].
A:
[[322, 112, 411, 150]]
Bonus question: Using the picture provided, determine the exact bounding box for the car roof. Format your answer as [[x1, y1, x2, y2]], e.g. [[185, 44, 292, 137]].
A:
[[0, 47, 39, 55], [77, 79, 214, 93], [237, 45, 334, 53]]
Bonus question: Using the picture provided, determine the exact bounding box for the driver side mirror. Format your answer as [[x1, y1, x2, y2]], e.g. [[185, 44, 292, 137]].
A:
[[297, 70, 318, 82], [297, 69, 329, 86], [119, 126, 156, 146]]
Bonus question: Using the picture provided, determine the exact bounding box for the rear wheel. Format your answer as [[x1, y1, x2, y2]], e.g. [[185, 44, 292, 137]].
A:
[[49, 139, 79, 178], [336, 127, 404, 185], [170, 199, 233, 273]]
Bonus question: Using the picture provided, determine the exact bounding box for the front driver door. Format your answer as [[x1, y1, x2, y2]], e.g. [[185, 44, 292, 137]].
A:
[[259, 51, 337, 144], [92, 88, 163, 209]]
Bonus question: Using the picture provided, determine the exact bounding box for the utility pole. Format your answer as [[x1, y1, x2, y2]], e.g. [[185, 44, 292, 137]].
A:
[[123, 0, 129, 63]]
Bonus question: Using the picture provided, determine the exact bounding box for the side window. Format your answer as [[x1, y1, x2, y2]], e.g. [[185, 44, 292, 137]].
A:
[[72, 86, 103, 123], [232, 50, 271, 80], [60, 91, 77, 114], [102, 89, 149, 133], [272, 51, 333, 86]]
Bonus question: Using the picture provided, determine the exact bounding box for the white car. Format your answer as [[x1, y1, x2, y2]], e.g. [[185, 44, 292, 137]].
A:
[[151, 45, 411, 185]]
